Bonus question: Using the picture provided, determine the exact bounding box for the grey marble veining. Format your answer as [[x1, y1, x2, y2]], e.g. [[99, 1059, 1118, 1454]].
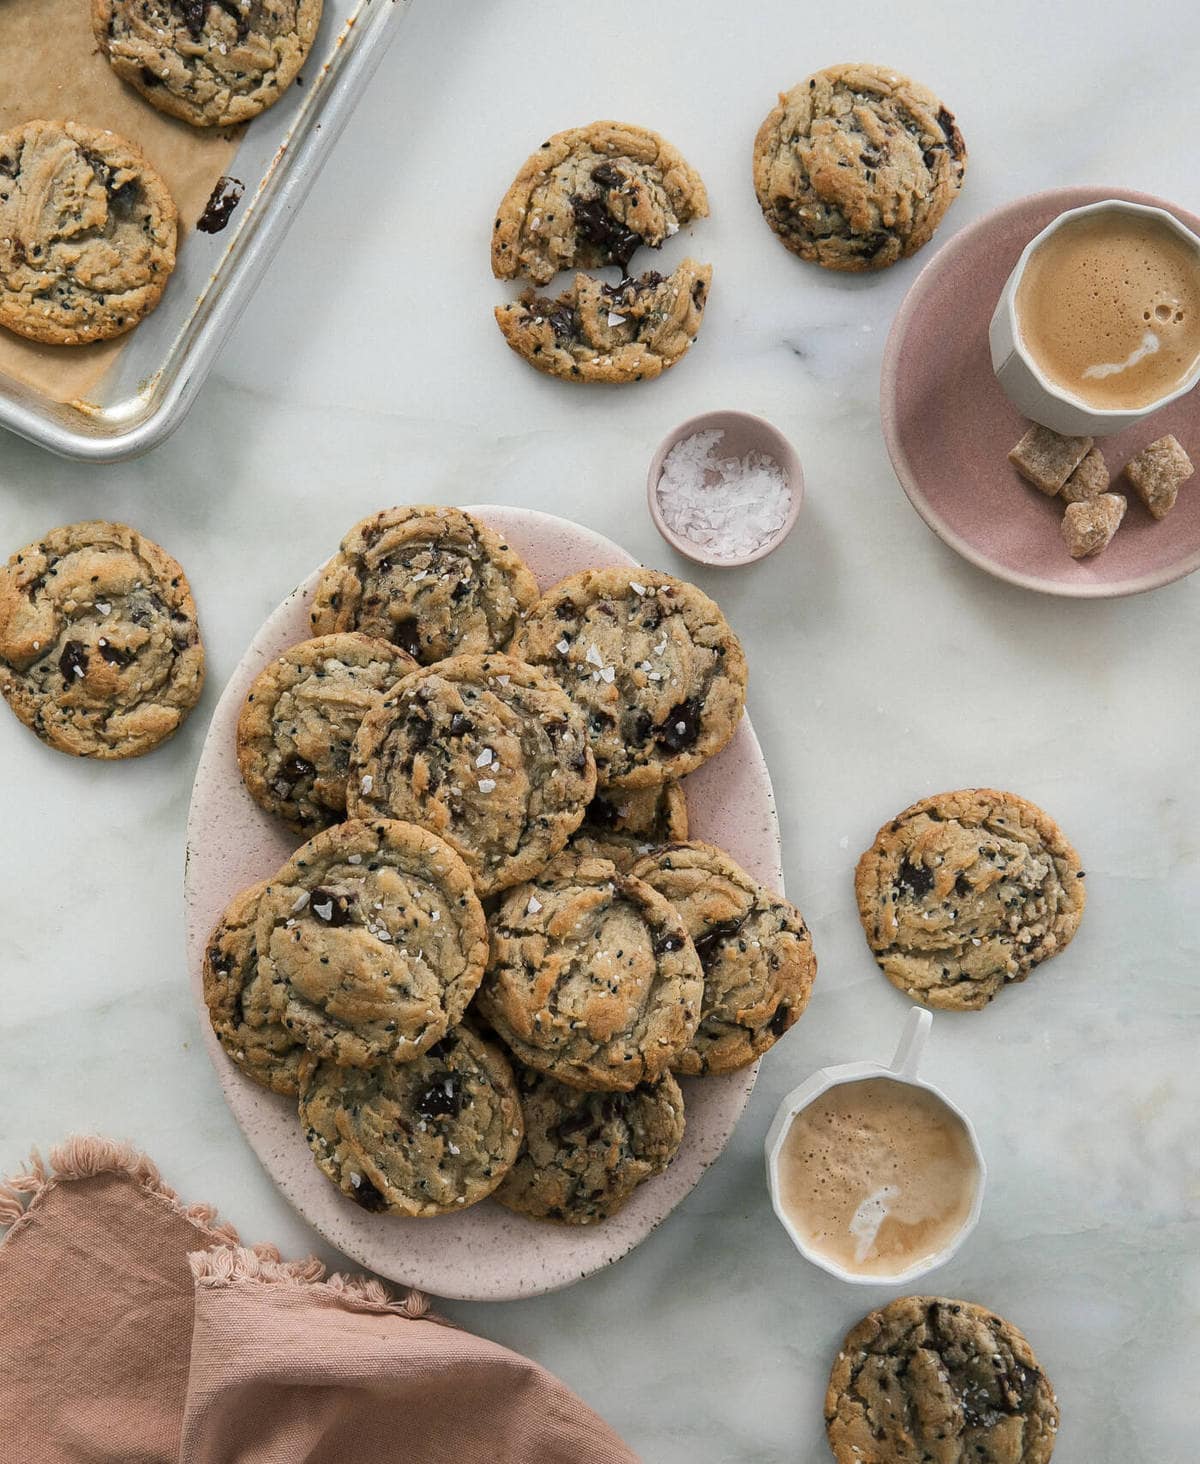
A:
[[1, 1, 1198, 1459]]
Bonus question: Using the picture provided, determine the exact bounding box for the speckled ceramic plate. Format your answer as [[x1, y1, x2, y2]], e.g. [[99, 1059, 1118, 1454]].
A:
[[184, 506, 783, 1301], [882, 186, 1200, 598]]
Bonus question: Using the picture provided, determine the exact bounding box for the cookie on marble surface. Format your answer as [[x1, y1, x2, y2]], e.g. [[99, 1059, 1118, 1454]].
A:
[[495, 1067, 684, 1225], [202, 881, 302, 1097], [491, 119, 709, 286], [752, 64, 966, 272], [236, 633, 415, 834], [309, 506, 539, 664], [0, 520, 204, 759], [0, 120, 177, 345], [569, 781, 688, 871], [348, 653, 596, 898], [512, 568, 747, 791], [298, 1025, 523, 1217], [825, 1296, 1059, 1464], [93, 0, 322, 129], [855, 789, 1086, 1011], [256, 818, 488, 1067], [478, 854, 703, 1091], [495, 260, 711, 384], [632, 841, 816, 1075]]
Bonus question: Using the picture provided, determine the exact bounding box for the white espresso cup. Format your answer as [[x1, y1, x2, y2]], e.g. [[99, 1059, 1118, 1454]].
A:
[[764, 1008, 986, 1286], [989, 198, 1200, 436]]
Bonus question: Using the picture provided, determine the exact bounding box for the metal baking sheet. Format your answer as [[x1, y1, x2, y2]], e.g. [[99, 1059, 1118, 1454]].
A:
[[0, 0, 413, 462]]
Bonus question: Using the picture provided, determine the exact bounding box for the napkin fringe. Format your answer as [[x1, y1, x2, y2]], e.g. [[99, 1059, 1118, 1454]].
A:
[[189, 1245, 433, 1319]]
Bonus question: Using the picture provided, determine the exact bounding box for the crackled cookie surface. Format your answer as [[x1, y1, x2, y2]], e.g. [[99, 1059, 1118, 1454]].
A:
[[236, 633, 414, 833], [633, 842, 816, 1075], [492, 120, 708, 285], [514, 568, 747, 790], [478, 854, 703, 1091], [569, 781, 688, 871], [202, 882, 302, 1096], [495, 1068, 684, 1225], [93, 0, 322, 128], [299, 1025, 523, 1217], [0, 520, 204, 759], [348, 654, 595, 898], [0, 120, 177, 345], [309, 506, 539, 664], [496, 259, 710, 384], [753, 64, 966, 271], [855, 789, 1085, 1011], [826, 1296, 1059, 1464], [256, 819, 488, 1067]]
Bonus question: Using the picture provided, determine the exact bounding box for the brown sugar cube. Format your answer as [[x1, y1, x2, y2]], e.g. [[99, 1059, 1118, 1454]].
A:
[[1060, 447, 1110, 504], [1062, 493, 1126, 559], [1008, 424, 1094, 495], [1123, 434, 1194, 520]]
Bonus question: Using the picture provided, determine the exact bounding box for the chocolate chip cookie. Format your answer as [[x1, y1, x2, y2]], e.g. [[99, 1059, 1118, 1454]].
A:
[[492, 120, 709, 286], [308, 506, 539, 664], [93, 0, 322, 129], [236, 633, 415, 834], [569, 782, 688, 871], [0, 520, 204, 759], [0, 120, 177, 345], [632, 842, 816, 1075], [753, 64, 966, 272], [201, 881, 302, 1096], [855, 790, 1086, 1012], [826, 1296, 1059, 1464], [298, 1025, 523, 1217], [513, 569, 747, 791], [256, 818, 488, 1067], [478, 854, 703, 1091], [495, 1068, 684, 1225], [348, 654, 595, 898], [495, 260, 711, 384]]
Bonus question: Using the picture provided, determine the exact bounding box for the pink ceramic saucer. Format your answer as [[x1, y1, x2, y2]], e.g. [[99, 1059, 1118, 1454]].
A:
[[183, 506, 783, 1301], [882, 186, 1200, 598]]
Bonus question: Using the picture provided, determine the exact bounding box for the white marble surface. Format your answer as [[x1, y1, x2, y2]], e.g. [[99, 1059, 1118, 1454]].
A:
[[1, 1, 1198, 1458]]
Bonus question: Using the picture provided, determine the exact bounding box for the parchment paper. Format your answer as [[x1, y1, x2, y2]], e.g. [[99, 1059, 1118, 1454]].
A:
[[0, 0, 243, 403]]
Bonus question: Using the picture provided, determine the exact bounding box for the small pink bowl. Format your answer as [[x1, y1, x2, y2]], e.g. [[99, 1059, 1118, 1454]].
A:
[[646, 410, 804, 567]]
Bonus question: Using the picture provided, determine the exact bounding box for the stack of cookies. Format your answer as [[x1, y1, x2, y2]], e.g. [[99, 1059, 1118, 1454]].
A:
[[203, 504, 818, 1224]]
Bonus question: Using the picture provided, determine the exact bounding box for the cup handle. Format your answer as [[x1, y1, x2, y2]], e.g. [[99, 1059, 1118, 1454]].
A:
[[889, 1007, 933, 1079]]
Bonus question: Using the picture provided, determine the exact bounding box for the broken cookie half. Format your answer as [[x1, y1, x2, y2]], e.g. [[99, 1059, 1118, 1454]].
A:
[[495, 259, 711, 385]]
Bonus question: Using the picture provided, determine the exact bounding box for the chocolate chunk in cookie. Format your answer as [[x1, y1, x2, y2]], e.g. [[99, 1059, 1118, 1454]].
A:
[[93, 0, 323, 129], [855, 789, 1086, 1011], [495, 259, 711, 384], [569, 782, 688, 871], [0, 520, 204, 759], [0, 121, 177, 345], [309, 506, 539, 664], [495, 1068, 684, 1225], [492, 120, 708, 286], [753, 64, 966, 272], [633, 842, 816, 1074], [348, 653, 595, 898], [202, 881, 302, 1096], [478, 854, 703, 1091], [825, 1296, 1059, 1464], [256, 818, 488, 1067], [299, 1025, 523, 1217], [236, 633, 415, 834], [513, 568, 747, 791]]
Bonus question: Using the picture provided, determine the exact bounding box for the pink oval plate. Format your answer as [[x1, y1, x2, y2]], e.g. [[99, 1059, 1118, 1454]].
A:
[[184, 505, 783, 1301], [882, 186, 1200, 598]]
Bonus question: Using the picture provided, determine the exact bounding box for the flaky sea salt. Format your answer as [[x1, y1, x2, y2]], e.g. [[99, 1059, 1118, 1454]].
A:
[[655, 429, 791, 558]]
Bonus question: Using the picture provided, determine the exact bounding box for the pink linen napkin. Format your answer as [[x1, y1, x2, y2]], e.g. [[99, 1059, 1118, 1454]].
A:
[[0, 1139, 638, 1464]]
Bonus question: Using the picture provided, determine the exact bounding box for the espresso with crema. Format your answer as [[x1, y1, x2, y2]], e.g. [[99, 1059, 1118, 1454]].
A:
[[1015, 211, 1200, 410], [777, 1078, 978, 1278]]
